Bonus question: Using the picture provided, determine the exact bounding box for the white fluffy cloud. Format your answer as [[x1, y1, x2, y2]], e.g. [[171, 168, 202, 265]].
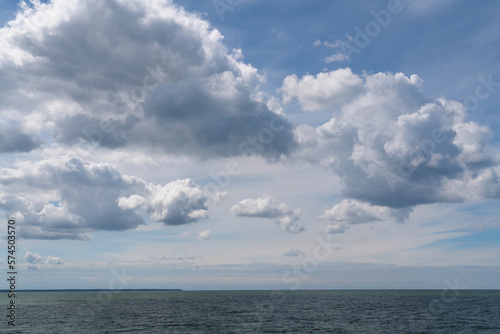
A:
[[119, 179, 209, 226], [282, 68, 363, 111], [288, 70, 500, 222], [150, 180, 205, 224], [230, 194, 304, 233], [0, 156, 211, 239], [0, 0, 295, 158]]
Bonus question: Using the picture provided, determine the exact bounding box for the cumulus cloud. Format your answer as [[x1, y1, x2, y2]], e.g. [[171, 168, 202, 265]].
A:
[[0, 156, 211, 239], [288, 70, 500, 222], [2, 0, 499, 240], [318, 200, 412, 234], [144, 179, 209, 226], [230, 194, 304, 233], [0, 0, 295, 159], [283, 249, 305, 257], [282, 68, 363, 111]]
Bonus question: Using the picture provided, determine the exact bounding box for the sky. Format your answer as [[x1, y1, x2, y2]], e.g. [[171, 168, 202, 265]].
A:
[[0, 0, 499, 290]]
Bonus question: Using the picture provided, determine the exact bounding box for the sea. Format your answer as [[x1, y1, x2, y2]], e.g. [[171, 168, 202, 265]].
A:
[[1, 290, 499, 333]]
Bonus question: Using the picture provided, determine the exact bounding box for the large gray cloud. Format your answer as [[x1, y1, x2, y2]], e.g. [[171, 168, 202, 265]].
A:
[[0, 125, 40, 153], [0, 0, 295, 159], [0, 156, 211, 240], [286, 69, 500, 221]]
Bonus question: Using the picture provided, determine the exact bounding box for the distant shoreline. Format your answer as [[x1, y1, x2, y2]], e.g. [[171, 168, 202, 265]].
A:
[[0, 289, 183, 292], [1, 289, 499, 292]]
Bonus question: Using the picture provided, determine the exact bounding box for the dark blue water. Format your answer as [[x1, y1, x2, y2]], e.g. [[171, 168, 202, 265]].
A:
[[1, 290, 499, 333]]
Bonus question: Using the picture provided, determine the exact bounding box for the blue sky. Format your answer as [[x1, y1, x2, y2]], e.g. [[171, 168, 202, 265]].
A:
[[0, 0, 499, 290]]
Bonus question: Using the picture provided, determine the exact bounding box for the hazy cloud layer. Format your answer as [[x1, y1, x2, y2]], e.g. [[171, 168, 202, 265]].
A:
[[230, 194, 304, 233], [283, 249, 305, 257]]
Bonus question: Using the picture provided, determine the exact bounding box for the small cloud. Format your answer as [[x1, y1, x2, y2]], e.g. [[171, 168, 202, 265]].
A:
[[323, 40, 342, 48], [197, 230, 212, 240], [213, 191, 228, 204], [283, 249, 305, 257], [230, 194, 304, 233], [24, 252, 42, 264], [324, 53, 350, 63], [325, 224, 350, 234], [116, 195, 147, 210], [181, 230, 212, 240], [24, 251, 43, 270], [313, 39, 342, 48], [45, 256, 63, 265]]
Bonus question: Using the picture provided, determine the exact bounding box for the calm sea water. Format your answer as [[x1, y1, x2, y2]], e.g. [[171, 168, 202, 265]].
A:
[[1, 290, 499, 333]]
